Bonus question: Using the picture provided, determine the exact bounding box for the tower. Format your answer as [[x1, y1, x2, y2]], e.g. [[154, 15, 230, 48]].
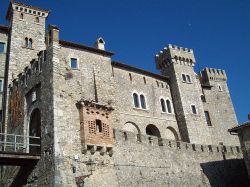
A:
[[2, 2, 49, 133], [155, 44, 212, 144], [200, 68, 239, 145]]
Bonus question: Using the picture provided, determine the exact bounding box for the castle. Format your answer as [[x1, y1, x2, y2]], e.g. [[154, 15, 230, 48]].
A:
[[0, 1, 248, 187]]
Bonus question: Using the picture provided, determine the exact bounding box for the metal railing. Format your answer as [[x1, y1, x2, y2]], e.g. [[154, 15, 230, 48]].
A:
[[0, 133, 40, 154]]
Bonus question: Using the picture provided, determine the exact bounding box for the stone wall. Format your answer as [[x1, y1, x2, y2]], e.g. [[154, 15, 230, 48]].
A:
[[0, 28, 8, 112], [112, 130, 249, 187]]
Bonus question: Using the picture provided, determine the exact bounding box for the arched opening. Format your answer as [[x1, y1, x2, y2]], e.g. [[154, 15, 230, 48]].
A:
[[146, 124, 161, 137], [123, 122, 141, 142], [166, 127, 179, 141], [29, 108, 41, 154]]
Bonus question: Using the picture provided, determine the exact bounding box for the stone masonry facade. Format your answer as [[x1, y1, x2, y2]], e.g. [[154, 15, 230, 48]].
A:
[[0, 2, 247, 187]]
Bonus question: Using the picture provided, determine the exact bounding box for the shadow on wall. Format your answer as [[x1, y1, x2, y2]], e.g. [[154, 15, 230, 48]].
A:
[[200, 158, 250, 187]]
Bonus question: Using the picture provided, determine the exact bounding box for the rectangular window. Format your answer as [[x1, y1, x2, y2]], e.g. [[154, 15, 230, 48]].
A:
[[0, 42, 5, 53], [70, 58, 78, 69], [0, 110, 2, 122], [191, 105, 197, 114], [204, 111, 212, 126], [0, 79, 3, 92]]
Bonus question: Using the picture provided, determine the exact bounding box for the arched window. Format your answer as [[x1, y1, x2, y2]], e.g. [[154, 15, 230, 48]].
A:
[[140, 94, 146, 109], [160, 98, 166, 112], [20, 13, 23, 19], [133, 93, 139, 108], [166, 100, 172, 113], [28, 38, 33, 48], [25, 37, 28, 47]]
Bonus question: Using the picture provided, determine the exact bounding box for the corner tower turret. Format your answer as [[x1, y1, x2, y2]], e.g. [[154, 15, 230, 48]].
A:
[[155, 44, 212, 144]]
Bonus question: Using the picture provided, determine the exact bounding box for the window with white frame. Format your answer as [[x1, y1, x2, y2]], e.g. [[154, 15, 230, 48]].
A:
[[133, 92, 147, 109], [160, 97, 173, 114], [160, 98, 166, 112], [0, 79, 3, 92], [140, 94, 146, 109], [133, 93, 139, 108], [166, 99, 172, 113], [70, 58, 78, 69]]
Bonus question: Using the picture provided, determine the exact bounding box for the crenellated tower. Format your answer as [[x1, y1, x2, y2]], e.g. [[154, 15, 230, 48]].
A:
[[200, 68, 239, 145], [2, 2, 49, 133], [155, 44, 212, 144]]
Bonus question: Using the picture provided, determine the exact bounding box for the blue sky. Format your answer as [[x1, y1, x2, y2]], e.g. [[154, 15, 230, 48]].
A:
[[1, 0, 249, 123]]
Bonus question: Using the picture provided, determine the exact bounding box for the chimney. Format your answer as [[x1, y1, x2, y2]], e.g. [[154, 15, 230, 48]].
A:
[[48, 25, 59, 45], [94, 37, 105, 50]]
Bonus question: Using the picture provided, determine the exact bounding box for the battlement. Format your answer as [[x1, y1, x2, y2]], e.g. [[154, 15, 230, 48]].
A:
[[201, 68, 227, 83], [6, 2, 49, 20], [114, 129, 241, 155], [155, 44, 196, 70], [8, 50, 46, 90]]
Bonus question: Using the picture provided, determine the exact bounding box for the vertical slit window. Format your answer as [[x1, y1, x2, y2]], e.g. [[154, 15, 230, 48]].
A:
[[133, 93, 139, 108], [191, 105, 197, 114], [140, 94, 146, 109]]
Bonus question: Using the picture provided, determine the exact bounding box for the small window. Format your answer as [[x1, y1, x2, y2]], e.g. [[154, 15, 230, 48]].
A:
[[0, 42, 5, 53], [28, 38, 32, 48], [36, 17, 39, 23], [160, 98, 166, 112], [186, 75, 191, 83], [166, 100, 172, 113], [96, 119, 102, 132], [218, 85, 223, 91], [201, 95, 206, 102], [70, 58, 78, 69], [133, 93, 139, 108], [143, 77, 146, 84], [20, 13, 24, 19], [182, 74, 186, 82], [161, 83, 164, 88], [140, 94, 146, 109], [0, 79, 3, 92], [204, 111, 212, 126], [191, 105, 197, 114], [25, 38, 28, 47]]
